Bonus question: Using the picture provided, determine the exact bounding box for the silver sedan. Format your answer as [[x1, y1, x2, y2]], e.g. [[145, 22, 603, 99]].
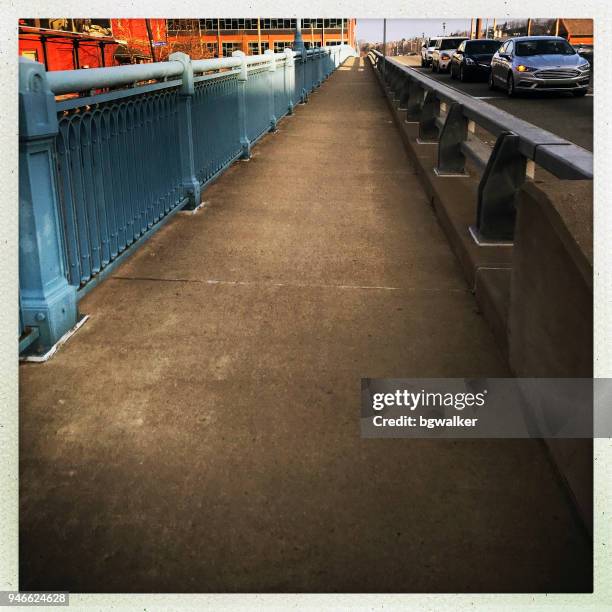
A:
[[489, 36, 591, 97]]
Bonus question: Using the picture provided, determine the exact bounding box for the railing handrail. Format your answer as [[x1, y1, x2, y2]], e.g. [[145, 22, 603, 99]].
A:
[[369, 49, 593, 180], [46, 45, 352, 96], [46, 60, 185, 95]]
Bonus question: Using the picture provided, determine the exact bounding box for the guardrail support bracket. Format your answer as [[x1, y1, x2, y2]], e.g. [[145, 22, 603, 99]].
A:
[[418, 90, 440, 142], [436, 102, 469, 176], [405, 81, 424, 121], [476, 132, 526, 241]]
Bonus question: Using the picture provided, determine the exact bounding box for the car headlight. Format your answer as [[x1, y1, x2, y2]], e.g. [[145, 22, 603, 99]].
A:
[[578, 61, 591, 71], [465, 57, 475, 65], [441, 53, 450, 60], [516, 65, 537, 72]]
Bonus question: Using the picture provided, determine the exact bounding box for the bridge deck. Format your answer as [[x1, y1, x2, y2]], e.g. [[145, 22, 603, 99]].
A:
[[20, 57, 591, 592]]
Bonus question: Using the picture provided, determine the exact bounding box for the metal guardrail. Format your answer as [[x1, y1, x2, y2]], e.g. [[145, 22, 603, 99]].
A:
[[19, 45, 356, 352], [368, 50, 593, 242]]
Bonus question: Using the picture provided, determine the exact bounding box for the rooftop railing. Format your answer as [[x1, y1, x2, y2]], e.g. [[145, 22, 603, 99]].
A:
[[19, 45, 356, 355]]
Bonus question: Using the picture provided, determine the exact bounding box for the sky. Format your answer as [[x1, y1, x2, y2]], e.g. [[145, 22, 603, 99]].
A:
[[355, 19, 479, 42]]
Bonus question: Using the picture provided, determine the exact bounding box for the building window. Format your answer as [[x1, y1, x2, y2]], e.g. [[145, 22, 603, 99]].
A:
[[167, 19, 199, 35], [248, 41, 269, 54], [303, 18, 344, 30], [201, 18, 296, 31], [204, 42, 217, 56], [221, 41, 241, 56], [261, 18, 297, 30], [273, 40, 291, 52], [305, 41, 322, 49]]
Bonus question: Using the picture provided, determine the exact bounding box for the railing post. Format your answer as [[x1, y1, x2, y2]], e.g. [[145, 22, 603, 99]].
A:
[[232, 50, 251, 159], [475, 132, 526, 241], [19, 58, 78, 350], [301, 48, 308, 103], [264, 50, 278, 131], [418, 90, 440, 142], [405, 81, 424, 119], [284, 47, 294, 115], [436, 103, 468, 175], [398, 78, 411, 109], [169, 52, 201, 209]]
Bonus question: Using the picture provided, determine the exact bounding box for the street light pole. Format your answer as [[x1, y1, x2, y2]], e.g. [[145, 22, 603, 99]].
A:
[[382, 18, 387, 77], [294, 17, 305, 50], [383, 18, 386, 57]]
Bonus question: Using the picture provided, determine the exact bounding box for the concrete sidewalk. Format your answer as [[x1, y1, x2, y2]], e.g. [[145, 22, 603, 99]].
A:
[[20, 56, 591, 593]]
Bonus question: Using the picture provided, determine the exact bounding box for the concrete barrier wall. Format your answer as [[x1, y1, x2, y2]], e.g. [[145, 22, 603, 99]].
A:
[[510, 179, 592, 378], [510, 179, 593, 534], [369, 57, 594, 533]]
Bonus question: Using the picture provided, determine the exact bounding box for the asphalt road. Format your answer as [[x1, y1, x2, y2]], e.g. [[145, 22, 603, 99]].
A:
[[395, 55, 593, 151]]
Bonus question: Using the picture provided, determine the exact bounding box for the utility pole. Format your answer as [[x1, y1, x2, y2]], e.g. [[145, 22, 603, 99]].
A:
[[341, 18, 344, 45], [321, 19, 325, 47], [217, 18, 222, 57], [382, 18, 387, 78], [442, 22, 446, 35]]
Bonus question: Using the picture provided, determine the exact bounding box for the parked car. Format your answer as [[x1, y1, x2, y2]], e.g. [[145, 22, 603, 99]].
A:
[[489, 36, 591, 97], [431, 36, 469, 72], [420, 38, 439, 67], [450, 38, 502, 81]]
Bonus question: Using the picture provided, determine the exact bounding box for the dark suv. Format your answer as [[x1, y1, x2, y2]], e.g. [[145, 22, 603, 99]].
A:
[[450, 38, 502, 81]]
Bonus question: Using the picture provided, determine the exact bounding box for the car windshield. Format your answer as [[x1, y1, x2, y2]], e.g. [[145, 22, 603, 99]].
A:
[[439, 39, 465, 50], [428, 40, 439, 47], [515, 39, 576, 56], [466, 40, 501, 54]]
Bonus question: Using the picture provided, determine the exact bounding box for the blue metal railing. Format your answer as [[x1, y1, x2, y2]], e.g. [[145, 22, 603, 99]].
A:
[[246, 64, 273, 142], [19, 44, 356, 353], [192, 73, 241, 184], [56, 88, 185, 286]]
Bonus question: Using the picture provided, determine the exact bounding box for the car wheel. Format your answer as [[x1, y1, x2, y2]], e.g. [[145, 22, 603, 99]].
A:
[[421, 56, 425, 67], [488, 71, 496, 90], [460, 65, 466, 82], [506, 73, 516, 97], [432, 61, 436, 72], [572, 88, 588, 97], [450, 65, 456, 79]]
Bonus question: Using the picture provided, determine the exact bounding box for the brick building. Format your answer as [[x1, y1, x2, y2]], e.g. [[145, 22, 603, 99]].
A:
[[19, 18, 356, 71]]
